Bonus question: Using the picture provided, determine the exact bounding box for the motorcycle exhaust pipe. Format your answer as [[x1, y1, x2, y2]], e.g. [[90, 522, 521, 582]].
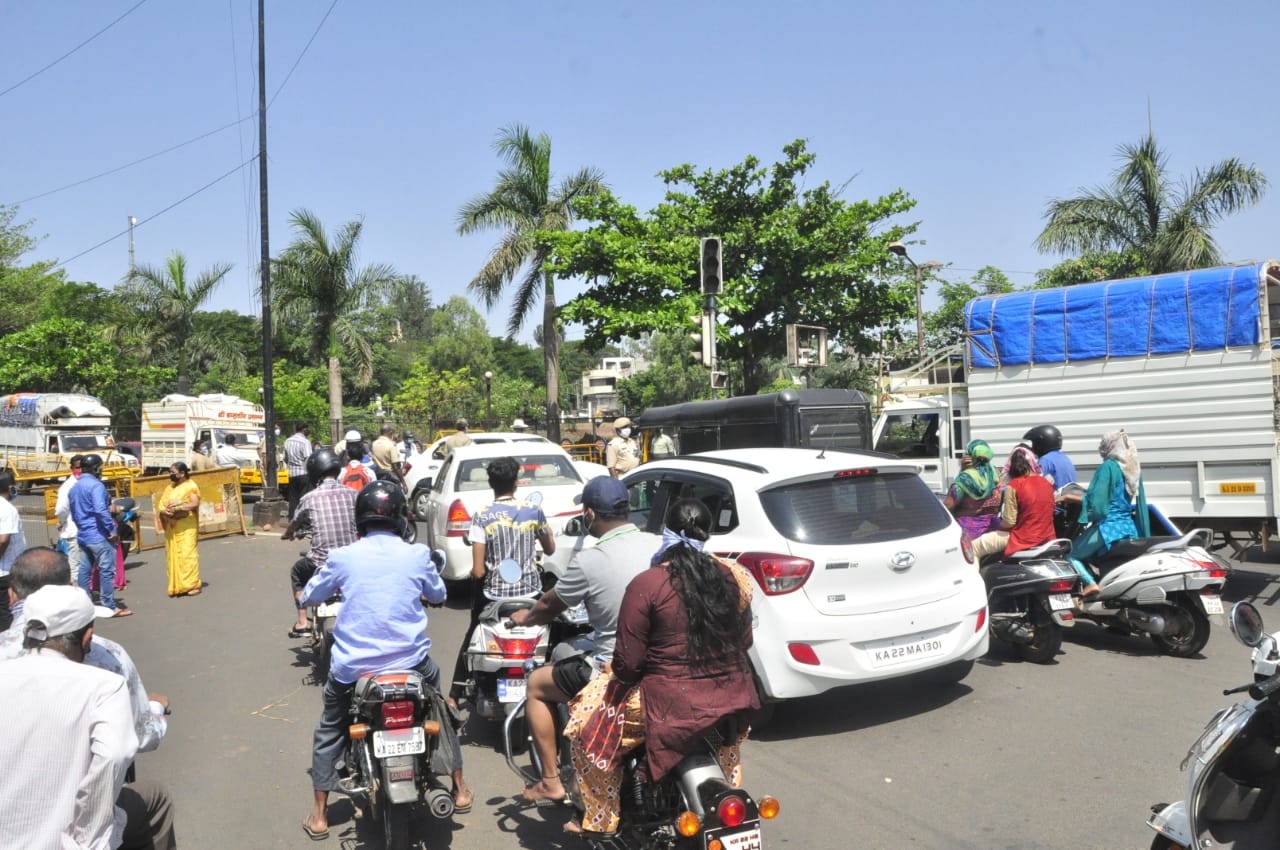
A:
[[1121, 609, 1166, 636], [991, 618, 1034, 645], [425, 787, 454, 819]]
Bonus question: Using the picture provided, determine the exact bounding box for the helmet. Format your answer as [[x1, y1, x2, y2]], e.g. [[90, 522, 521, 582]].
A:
[[402, 430, 414, 441], [305, 448, 342, 487], [355, 479, 407, 536], [344, 429, 362, 442], [1023, 424, 1063, 457], [81, 454, 104, 475]]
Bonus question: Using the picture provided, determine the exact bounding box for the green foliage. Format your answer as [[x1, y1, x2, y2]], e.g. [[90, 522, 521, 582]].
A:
[[924, 265, 1015, 351], [391, 365, 478, 425], [1033, 251, 1149, 288], [227, 363, 328, 425], [1036, 133, 1267, 273], [424, 296, 494, 373], [615, 332, 716, 410], [547, 140, 917, 393]]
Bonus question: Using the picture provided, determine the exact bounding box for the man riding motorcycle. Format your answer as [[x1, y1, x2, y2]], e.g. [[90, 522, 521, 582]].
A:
[[299, 480, 470, 840], [282, 449, 357, 638]]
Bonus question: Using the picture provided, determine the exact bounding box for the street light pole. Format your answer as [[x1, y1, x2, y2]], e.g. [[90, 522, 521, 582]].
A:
[[484, 371, 493, 427], [888, 242, 942, 364]]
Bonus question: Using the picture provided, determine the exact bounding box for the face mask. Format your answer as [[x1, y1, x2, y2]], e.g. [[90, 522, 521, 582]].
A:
[[72, 469, 82, 478], [199, 446, 210, 456], [169, 473, 180, 483], [274, 428, 281, 437], [619, 427, 632, 438], [7, 486, 15, 499]]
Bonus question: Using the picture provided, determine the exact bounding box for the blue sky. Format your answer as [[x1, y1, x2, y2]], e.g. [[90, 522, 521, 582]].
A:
[[3, 1, 1276, 341]]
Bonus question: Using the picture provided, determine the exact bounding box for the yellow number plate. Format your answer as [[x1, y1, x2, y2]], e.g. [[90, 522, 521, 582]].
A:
[[1219, 482, 1258, 495]]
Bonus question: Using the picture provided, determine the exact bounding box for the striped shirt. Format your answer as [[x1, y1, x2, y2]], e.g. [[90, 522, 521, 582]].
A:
[[284, 432, 312, 478], [295, 480, 358, 569], [467, 497, 547, 599]]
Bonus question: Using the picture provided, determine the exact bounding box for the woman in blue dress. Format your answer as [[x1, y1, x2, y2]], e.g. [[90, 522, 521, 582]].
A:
[[1069, 430, 1149, 596]]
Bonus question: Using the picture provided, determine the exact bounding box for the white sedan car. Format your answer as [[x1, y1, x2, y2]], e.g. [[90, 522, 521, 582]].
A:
[[403, 432, 551, 517], [422, 442, 586, 581], [551, 448, 989, 708]]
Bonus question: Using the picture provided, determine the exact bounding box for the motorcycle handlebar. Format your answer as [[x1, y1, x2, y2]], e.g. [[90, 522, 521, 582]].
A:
[[1247, 671, 1280, 701]]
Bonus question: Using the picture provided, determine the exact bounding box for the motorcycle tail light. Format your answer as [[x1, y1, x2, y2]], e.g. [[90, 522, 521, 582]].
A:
[[758, 796, 780, 819], [348, 723, 369, 740], [495, 636, 538, 659], [381, 700, 416, 729], [676, 811, 701, 836], [736, 552, 814, 595], [502, 666, 525, 678], [1048, 579, 1075, 593], [445, 500, 471, 537], [717, 795, 748, 828]]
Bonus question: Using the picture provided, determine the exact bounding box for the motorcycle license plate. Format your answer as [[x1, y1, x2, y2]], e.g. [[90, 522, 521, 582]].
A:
[[373, 727, 426, 758], [705, 824, 762, 850], [1048, 593, 1073, 611], [498, 678, 526, 703], [1201, 592, 1225, 615], [316, 602, 341, 618]]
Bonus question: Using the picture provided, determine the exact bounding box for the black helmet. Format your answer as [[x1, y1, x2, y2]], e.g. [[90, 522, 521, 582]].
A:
[[305, 448, 342, 487], [1023, 424, 1063, 457], [82, 454, 104, 475], [355, 480, 407, 536]]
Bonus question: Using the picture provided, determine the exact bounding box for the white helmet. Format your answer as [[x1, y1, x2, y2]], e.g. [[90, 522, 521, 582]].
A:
[[343, 429, 362, 442]]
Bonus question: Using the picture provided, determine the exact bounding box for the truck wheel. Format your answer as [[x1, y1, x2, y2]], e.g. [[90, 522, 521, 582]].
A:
[[1151, 598, 1211, 658]]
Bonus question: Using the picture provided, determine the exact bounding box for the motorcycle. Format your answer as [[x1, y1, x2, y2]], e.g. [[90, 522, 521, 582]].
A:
[[1147, 601, 1280, 849], [502, 662, 781, 850], [339, 667, 457, 850], [1070, 527, 1230, 657], [980, 539, 1079, 663]]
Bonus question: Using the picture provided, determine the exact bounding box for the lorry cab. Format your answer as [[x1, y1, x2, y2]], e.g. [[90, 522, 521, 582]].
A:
[[872, 396, 968, 496]]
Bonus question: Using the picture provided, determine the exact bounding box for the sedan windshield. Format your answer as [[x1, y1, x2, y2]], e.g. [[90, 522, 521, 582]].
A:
[[455, 454, 582, 492], [759, 471, 952, 545]]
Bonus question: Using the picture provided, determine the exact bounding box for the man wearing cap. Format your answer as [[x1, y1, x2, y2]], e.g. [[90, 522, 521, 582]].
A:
[[606, 416, 640, 478], [444, 419, 472, 455], [0, 583, 175, 850], [70, 454, 130, 617], [507, 475, 648, 802]]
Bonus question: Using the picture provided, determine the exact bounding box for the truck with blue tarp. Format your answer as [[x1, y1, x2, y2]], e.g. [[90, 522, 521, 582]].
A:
[[871, 261, 1280, 552]]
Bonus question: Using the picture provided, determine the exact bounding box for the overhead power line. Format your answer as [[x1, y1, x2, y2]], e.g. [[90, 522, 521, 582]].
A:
[[268, 0, 341, 109], [0, 0, 151, 99]]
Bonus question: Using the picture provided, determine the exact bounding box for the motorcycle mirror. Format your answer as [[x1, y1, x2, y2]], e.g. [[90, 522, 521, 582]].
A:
[[1230, 601, 1267, 648], [524, 491, 543, 506], [429, 548, 447, 570], [496, 558, 523, 584], [562, 515, 586, 537], [112, 497, 137, 512]]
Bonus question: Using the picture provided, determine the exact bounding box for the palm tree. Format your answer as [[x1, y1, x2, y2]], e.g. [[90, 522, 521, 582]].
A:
[[1036, 132, 1267, 274], [457, 125, 605, 441], [271, 209, 400, 442], [121, 251, 237, 394]]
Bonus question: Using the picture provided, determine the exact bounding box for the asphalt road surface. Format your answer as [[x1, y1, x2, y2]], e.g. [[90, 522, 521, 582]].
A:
[[22, 504, 1280, 850]]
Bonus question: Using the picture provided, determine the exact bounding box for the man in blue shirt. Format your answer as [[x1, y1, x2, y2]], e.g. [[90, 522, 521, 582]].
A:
[[299, 480, 469, 841], [1024, 424, 1077, 488], [69, 454, 130, 617]]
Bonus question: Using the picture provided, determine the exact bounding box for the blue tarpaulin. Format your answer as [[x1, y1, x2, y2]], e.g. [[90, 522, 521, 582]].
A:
[[964, 263, 1267, 369]]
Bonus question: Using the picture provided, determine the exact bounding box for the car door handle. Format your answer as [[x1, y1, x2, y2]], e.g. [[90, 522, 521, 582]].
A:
[[921, 464, 938, 472]]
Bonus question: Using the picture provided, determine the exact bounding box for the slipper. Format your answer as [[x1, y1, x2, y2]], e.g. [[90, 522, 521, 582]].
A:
[[452, 790, 473, 814], [301, 817, 329, 841], [182, 589, 202, 597], [109, 609, 134, 619], [521, 783, 567, 804], [563, 820, 585, 835], [288, 626, 310, 639]]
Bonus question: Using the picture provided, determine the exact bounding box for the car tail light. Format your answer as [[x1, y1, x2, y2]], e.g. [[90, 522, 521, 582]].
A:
[[445, 500, 470, 537], [494, 636, 538, 660], [402, 462, 412, 475], [833, 468, 876, 478], [960, 533, 975, 564], [381, 700, 416, 729], [787, 643, 820, 666], [737, 552, 813, 595], [717, 795, 748, 828], [975, 607, 987, 633], [1048, 579, 1075, 593]]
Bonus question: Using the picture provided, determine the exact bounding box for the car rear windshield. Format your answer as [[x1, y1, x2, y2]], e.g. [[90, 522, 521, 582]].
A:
[[456, 454, 582, 491], [759, 471, 952, 545]]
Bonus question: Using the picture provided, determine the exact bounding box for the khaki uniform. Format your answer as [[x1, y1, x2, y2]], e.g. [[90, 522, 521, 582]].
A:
[[371, 436, 399, 471], [606, 436, 639, 477], [191, 452, 216, 472], [443, 431, 473, 455]]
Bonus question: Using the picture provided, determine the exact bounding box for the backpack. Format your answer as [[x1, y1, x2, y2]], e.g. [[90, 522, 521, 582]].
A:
[[341, 463, 372, 492]]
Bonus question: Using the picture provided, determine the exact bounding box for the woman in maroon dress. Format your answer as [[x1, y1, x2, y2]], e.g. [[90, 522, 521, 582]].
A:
[[565, 498, 758, 835]]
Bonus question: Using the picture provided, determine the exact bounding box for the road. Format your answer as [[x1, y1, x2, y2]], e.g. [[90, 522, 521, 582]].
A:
[[22, 501, 1280, 850]]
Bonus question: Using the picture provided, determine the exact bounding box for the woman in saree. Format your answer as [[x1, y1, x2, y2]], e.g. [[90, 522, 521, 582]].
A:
[[155, 462, 202, 597]]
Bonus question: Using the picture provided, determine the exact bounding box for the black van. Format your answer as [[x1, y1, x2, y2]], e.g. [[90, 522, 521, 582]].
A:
[[632, 388, 873, 458]]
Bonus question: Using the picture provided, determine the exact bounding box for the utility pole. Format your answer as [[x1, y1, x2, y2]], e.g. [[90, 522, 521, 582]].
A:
[[127, 216, 136, 273], [257, 0, 280, 504]]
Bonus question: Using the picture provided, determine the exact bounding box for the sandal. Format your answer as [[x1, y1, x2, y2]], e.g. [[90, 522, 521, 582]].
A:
[[301, 816, 329, 840], [452, 788, 473, 814], [563, 820, 585, 835], [288, 626, 310, 639], [521, 775, 567, 803]]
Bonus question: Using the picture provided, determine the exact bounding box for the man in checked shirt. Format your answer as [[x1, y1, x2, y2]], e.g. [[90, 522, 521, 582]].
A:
[[282, 448, 357, 638]]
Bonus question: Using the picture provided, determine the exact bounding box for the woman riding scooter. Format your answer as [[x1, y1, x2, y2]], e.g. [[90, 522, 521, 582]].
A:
[[1066, 430, 1150, 596]]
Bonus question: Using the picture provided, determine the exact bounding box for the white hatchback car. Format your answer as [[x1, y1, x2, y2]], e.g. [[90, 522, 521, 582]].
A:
[[572, 448, 989, 703], [403, 432, 551, 517], [422, 442, 586, 581]]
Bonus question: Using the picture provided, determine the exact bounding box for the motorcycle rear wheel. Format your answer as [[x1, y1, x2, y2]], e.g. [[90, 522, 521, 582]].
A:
[[382, 803, 410, 850], [1015, 603, 1062, 664], [1149, 835, 1182, 850], [1150, 598, 1210, 658]]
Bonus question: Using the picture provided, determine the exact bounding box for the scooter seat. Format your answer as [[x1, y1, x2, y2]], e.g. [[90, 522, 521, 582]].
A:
[[1094, 536, 1179, 570], [485, 598, 537, 619]]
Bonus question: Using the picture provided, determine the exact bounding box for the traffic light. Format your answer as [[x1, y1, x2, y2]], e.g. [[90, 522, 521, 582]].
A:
[[689, 311, 714, 367], [710, 371, 728, 390], [700, 237, 723, 295]]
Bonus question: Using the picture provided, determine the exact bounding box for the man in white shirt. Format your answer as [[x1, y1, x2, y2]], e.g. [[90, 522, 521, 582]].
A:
[[215, 434, 241, 467], [0, 584, 175, 850], [54, 455, 85, 581], [0, 469, 26, 632]]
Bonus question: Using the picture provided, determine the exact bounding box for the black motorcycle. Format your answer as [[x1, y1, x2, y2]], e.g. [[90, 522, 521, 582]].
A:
[[981, 539, 1079, 664]]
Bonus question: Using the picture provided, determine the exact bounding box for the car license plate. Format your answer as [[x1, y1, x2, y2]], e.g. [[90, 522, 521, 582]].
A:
[[373, 727, 425, 758], [1201, 592, 1224, 615], [706, 825, 762, 850], [498, 678, 526, 703], [866, 633, 946, 668], [1048, 593, 1073, 611]]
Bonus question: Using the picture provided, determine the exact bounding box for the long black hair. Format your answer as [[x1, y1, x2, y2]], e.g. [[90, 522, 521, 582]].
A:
[[662, 498, 752, 674]]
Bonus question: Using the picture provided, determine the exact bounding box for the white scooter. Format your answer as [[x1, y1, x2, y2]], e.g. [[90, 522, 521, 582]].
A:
[[1148, 601, 1280, 849], [461, 559, 552, 722]]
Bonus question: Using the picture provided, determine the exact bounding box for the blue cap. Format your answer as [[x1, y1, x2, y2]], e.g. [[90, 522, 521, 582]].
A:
[[577, 475, 629, 513]]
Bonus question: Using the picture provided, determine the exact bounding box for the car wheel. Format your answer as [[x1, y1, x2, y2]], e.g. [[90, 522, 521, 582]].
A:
[[412, 488, 431, 518]]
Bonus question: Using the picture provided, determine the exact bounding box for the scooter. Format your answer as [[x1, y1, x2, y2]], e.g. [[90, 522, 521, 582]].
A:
[[461, 559, 552, 723], [1147, 601, 1280, 849], [980, 539, 1079, 664], [1071, 527, 1230, 657]]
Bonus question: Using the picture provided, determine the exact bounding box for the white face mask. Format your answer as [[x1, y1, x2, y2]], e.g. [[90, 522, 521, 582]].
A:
[[619, 427, 632, 438]]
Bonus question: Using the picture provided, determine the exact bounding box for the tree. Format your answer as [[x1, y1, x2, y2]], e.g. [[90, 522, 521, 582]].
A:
[[1036, 132, 1267, 274], [615, 332, 717, 410], [457, 124, 606, 441], [423, 296, 495, 374], [119, 252, 238, 394], [923, 265, 1015, 352], [1033, 250, 1148, 289], [547, 140, 917, 394], [272, 209, 401, 442], [0, 317, 170, 401]]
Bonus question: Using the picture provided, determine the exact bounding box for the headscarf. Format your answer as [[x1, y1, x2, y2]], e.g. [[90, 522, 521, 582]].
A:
[[954, 439, 997, 500], [650, 526, 705, 567], [1002, 445, 1042, 480], [1099, 430, 1141, 498]]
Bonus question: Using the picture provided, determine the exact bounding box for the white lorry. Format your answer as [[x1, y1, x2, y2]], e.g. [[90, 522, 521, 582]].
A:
[[0, 392, 138, 484], [872, 260, 1280, 552], [141, 393, 287, 488]]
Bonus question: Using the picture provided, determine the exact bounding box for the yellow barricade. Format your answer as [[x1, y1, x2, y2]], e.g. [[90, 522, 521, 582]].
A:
[[131, 466, 248, 552], [8, 453, 138, 489]]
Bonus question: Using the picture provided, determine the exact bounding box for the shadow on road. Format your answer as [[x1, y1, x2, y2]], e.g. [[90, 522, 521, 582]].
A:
[[751, 675, 973, 742]]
